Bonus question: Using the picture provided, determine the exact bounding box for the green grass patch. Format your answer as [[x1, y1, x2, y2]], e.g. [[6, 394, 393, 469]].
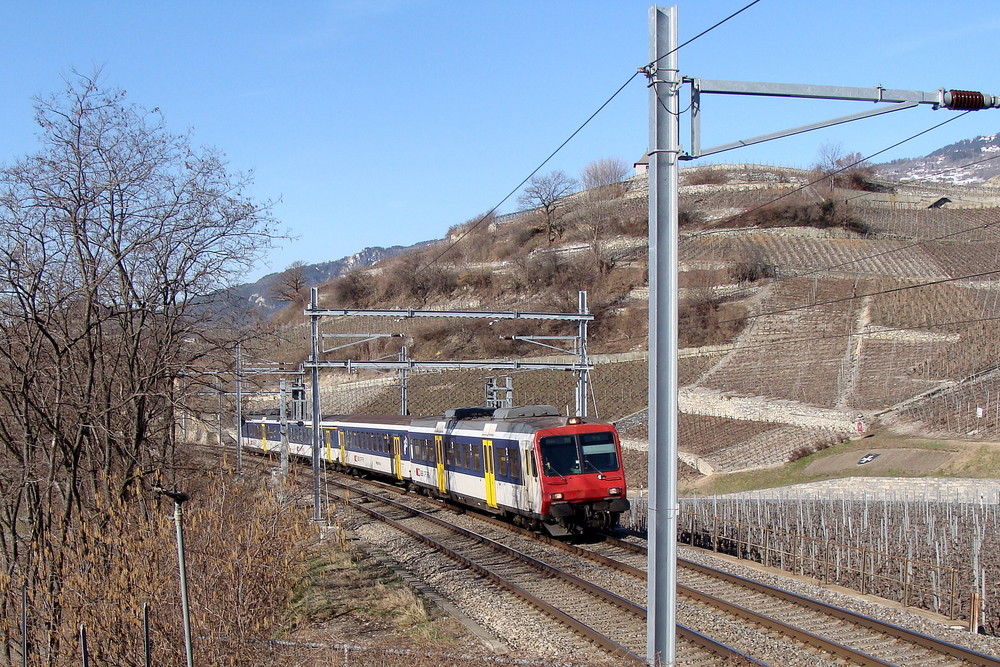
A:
[[685, 432, 1000, 496]]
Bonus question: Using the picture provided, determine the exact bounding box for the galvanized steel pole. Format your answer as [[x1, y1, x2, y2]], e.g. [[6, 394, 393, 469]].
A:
[[235, 343, 243, 472], [577, 290, 589, 417], [155, 489, 194, 667], [646, 5, 679, 665], [309, 287, 323, 521]]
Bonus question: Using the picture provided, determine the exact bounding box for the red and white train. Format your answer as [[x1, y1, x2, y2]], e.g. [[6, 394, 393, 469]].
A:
[[241, 405, 630, 536]]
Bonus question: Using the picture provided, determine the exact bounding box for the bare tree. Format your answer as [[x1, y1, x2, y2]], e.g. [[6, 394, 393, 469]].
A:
[[517, 170, 579, 243], [0, 71, 280, 660], [813, 142, 875, 190], [270, 261, 310, 307], [581, 157, 629, 192]]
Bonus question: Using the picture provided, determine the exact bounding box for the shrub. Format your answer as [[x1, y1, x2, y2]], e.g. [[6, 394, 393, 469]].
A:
[[679, 294, 746, 347], [684, 168, 728, 186]]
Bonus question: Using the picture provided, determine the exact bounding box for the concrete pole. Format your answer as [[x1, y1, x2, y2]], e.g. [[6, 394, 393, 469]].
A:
[[647, 5, 679, 665]]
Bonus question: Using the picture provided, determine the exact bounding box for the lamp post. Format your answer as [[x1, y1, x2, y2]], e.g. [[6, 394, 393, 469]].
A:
[[154, 487, 194, 667]]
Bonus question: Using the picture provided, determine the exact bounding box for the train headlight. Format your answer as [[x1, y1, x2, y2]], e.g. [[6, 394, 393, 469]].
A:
[[550, 492, 564, 501], [608, 487, 621, 496], [567, 416, 583, 425]]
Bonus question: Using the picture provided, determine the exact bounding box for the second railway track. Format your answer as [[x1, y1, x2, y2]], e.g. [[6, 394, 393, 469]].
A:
[[326, 471, 1000, 666]]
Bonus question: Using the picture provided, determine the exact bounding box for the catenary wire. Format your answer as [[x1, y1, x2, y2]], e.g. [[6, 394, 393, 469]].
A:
[[675, 111, 974, 241], [415, 0, 766, 277], [414, 70, 641, 275], [646, 0, 764, 69]]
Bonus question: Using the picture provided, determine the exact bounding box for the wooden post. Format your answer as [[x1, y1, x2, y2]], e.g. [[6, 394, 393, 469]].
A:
[[861, 550, 867, 596], [903, 559, 910, 608], [824, 539, 830, 585]]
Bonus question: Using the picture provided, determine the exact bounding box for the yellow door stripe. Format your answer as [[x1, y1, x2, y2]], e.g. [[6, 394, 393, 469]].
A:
[[393, 435, 403, 480], [484, 439, 497, 509], [435, 435, 446, 494]]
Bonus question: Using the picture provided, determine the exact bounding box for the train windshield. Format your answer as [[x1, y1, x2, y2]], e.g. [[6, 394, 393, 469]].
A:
[[539, 431, 619, 477]]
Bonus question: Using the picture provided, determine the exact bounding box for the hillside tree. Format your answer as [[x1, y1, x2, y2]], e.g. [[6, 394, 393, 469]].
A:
[[517, 170, 579, 243], [813, 141, 875, 190], [581, 157, 630, 193], [271, 260, 310, 307], [0, 71, 280, 661]]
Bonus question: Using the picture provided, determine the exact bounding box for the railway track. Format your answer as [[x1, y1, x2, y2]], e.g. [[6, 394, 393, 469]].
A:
[[208, 447, 999, 665], [329, 477, 755, 665], [329, 473, 1000, 666]]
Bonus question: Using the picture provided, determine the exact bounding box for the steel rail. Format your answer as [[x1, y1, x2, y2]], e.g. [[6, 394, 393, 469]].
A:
[[328, 476, 767, 664], [339, 490, 644, 665], [680, 558, 1000, 667], [598, 533, 1000, 667]]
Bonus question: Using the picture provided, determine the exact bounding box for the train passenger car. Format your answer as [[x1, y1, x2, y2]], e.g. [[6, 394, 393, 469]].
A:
[[409, 405, 628, 535], [327, 415, 410, 481], [240, 405, 629, 536]]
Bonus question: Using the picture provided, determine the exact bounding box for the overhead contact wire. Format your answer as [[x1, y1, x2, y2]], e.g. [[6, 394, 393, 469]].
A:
[[417, 0, 766, 276]]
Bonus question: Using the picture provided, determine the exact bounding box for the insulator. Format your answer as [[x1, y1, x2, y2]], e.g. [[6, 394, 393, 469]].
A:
[[945, 89, 990, 110]]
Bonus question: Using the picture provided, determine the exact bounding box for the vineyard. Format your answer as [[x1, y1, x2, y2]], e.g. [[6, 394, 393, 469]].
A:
[[230, 168, 1000, 491], [627, 493, 1000, 633]]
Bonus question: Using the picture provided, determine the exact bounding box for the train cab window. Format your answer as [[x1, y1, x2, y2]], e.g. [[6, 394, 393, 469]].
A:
[[580, 431, 620, 473], [539, 435, 582, 477]]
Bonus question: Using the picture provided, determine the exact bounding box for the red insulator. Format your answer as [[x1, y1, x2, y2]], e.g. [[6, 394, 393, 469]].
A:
[[946, 90, 987, 110]]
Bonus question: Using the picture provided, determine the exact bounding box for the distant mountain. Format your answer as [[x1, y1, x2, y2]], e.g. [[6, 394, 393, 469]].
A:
[[232, 242, 428, 315], [877, 132, 1000, 185]]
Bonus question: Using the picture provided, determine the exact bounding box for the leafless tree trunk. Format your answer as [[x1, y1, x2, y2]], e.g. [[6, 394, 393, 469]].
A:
[[0, 70, 280, 661], [270, 261, 310, 307], [517, 170, 578, 243], [581, 156, 630, 195]]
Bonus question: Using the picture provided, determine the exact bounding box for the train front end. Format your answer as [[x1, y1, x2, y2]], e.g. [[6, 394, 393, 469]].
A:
[[535, 417, 629, 535]]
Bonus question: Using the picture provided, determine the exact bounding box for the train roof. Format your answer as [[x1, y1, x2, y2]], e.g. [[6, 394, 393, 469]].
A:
[[248, 406, 615, 433]]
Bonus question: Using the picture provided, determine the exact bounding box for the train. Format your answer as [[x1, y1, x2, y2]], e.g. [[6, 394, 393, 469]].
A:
[[240, 404, 630, 536]]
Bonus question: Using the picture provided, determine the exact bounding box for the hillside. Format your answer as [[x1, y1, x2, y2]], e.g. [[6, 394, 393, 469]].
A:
[[878, 131, 1000, 185], [256, 162, 1000, 489]]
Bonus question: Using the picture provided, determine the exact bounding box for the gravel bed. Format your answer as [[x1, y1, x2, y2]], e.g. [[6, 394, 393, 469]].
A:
[[676, 598, 843, 667], [338, 492, 1000, 664], [678, 544, 1000, 658], [346, 514, 620, 666]]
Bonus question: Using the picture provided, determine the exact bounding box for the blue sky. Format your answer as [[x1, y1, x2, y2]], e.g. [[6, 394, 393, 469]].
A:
[[2, 1, 1000, 283]]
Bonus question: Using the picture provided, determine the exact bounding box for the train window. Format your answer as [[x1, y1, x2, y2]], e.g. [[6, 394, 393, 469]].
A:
[[497, 451, 508, 478], [539, 435, 582, 476], [580, 431, 620, 473], [472, 447, 482, 474], [508, 448, 521, 483]]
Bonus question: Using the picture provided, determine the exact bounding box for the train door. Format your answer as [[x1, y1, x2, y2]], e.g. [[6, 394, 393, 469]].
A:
[[483, 439, 498, 508], [261, 424, 269, 453], [338, 430, 347, 466], [524, 441, 541, 514], [392, 435, 403, 481], [324, 428, 334, 463], [434, 435, 447, 494]]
